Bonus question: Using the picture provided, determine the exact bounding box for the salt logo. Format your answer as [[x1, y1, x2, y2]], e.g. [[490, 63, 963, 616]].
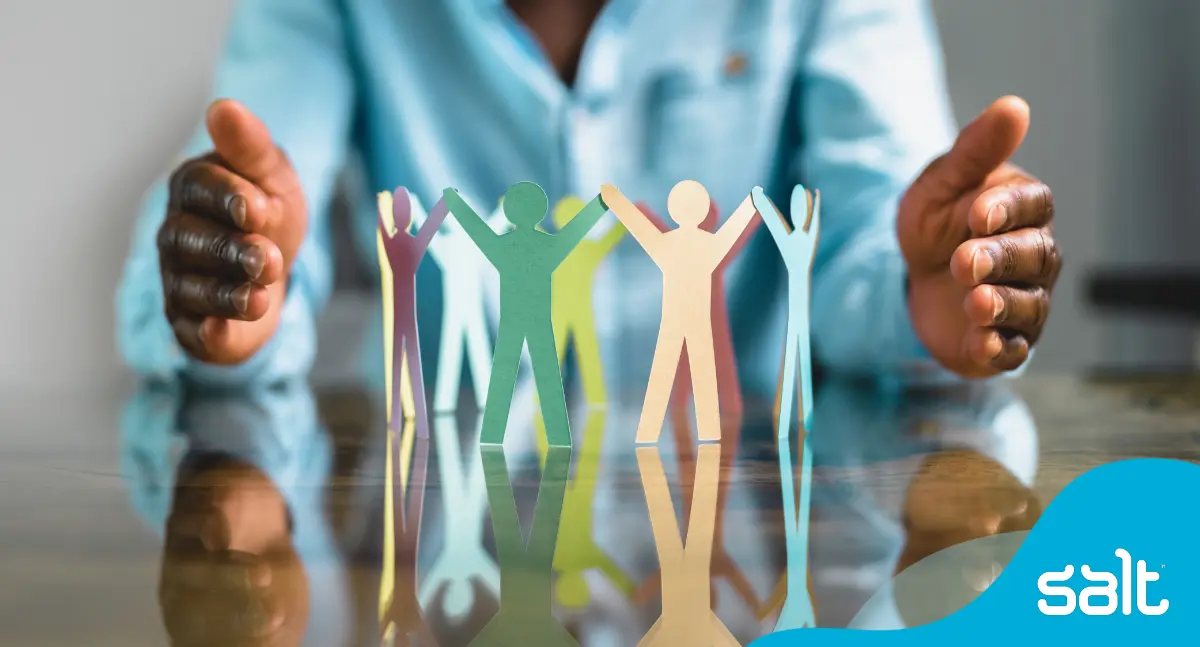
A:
[[1037, 549, 1168, 616]]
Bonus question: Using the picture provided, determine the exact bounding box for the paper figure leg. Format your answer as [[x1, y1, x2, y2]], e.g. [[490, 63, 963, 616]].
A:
[[433, 316, 465, 413], [685, 331, 722, 443], [402, 333, 430, 439], [712, 312, 743, 416], [480, 324, 524, 445], [573, 314, 608, 407], [528, 323, 572, 448], [776, 326, 799, 441], [636, 329, 685, 444], [531, 318, 571, 455]]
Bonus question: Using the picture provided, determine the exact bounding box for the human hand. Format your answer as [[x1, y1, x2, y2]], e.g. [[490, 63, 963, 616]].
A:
[[898, 96, 1060, 377], [159, 457, 308, 646], [157, 99, 306, 364]]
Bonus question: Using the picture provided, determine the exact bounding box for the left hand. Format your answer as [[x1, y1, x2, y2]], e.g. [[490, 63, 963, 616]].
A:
[[899, 96, 1061, 378]]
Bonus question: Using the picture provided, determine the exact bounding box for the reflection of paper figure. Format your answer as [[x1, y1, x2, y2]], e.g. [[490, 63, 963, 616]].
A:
[[641, 201, 759, 416], [444, 183, 610, 447], [537, 196, 626, 408], [636, 410, 759, 615], [471, 446, 575, 646], [601, 182, 757, 444], [378, 188, 448, 439], [531, 410, 635, 608], [757, 413, 817, 630], [420, 415, 499, 622], [411, 194, 509, 413], [379, 418, 436, 645], [637, 444, 739, 646]]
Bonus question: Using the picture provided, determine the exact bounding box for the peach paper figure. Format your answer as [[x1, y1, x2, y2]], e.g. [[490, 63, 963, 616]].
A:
[[536, 196, 626, 409], [641, 201, 760, 417], [378, 188, 448, 439], [418, 415, 499, 622], [444, 183, 609, 447], [406, 193, 507, 414], [600, 182, 758, 444], [636, 444, 739, 647]]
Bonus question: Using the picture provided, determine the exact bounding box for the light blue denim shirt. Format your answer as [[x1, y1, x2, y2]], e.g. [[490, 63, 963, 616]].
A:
[[116, 0, 962, 396]]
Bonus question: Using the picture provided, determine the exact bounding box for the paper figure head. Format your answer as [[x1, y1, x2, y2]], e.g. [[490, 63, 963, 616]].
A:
[[391, 186, 414, 234], [790, 184, 820, 234], [551, 195, 585, 229], [666, 180, 711, 228], [501, 181, 548, 229]]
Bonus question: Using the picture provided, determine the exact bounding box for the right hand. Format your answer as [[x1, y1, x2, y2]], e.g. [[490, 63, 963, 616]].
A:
[[158, 99, 307, 364]]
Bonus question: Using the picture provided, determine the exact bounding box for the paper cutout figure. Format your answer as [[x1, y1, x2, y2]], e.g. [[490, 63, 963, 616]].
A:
[[470, 445, 575, 646], [444, 183, 610, 447], [379, 418, 436, 645], [409, 194, 510, 413], [378, 188, 448, 439], [530, 409, 635, 608], [640, 201, 759, 416], [600, 182, 757, 443], [636, 444, 740, 646], [751, 184, 820, 630], [533, 196, 626, 409], [420, 415, 499, 621], [635, 408, 760, 615]]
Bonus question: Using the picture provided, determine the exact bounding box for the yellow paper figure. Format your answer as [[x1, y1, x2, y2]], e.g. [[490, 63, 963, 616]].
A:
[[532, 409, 635, 608], [636, 444, 740, 647], [539, 196, 626, 408], [601, 182, 758, 444]]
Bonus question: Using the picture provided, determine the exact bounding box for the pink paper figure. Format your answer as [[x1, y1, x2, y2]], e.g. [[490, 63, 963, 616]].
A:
[[639, 201, 760, 417], [378, 187, 449, 440]]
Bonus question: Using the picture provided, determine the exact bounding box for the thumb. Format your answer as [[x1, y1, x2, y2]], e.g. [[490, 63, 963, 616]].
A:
[[926, 96, 1030, 198], [206, 99, 290, 191]]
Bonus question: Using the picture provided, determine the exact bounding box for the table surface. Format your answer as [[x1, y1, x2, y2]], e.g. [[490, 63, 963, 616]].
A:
[[1, 371, 1198, 647]]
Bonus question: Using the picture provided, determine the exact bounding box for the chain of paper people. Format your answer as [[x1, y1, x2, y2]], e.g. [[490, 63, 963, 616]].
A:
[[376, 179, 821, 644], [375, 180, 818, 447]]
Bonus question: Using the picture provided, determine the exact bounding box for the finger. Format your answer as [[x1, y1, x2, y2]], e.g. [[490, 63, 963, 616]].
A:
[[924, 96, 1031, 199], [163, 270, 270, 320], [964, 328, 1030, 373], [951, 227, 1061, 287], [205, 99, 293, 194], [964, 284, 1051, 340], [967, 181, 1054, 237], [158, 212, 284, 284], [167, 157, 274, 232], [170, 315, 210, 359]]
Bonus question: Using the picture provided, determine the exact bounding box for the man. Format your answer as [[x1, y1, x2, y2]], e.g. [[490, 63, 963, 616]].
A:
[[117, 0, 1060, 395]]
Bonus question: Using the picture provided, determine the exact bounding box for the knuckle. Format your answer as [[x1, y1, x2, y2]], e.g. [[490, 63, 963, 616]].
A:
[[995, 237, 1020, 278]]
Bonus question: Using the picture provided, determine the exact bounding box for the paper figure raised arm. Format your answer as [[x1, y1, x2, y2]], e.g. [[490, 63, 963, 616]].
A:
[[378, 187, 445, 439], [445, 182, 609, 447], [600, 181, 758, 444]]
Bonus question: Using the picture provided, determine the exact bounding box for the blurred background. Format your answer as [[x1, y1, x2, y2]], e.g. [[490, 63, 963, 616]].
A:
[[0, 0, 1195, 395]]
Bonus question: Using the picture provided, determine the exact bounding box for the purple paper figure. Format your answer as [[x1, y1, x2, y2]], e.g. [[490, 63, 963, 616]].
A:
[[378, 187, 449, 440]]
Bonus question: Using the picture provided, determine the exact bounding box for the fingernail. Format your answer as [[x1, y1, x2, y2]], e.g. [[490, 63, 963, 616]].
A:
[[986, 204, 1008, 234], [991, 288, 1005, 322], [241, 245, 265, 280], [231, 283, 251, 314], [228, 194, 247, 228], [972, 248, 994, 283]]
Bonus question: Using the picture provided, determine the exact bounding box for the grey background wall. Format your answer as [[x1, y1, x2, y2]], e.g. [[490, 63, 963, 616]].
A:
[[0, 0, 1188, 394]]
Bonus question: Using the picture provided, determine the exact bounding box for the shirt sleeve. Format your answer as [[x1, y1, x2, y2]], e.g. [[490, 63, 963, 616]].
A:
[[115, 0, 355, 386], [794, 0, 960, 380]]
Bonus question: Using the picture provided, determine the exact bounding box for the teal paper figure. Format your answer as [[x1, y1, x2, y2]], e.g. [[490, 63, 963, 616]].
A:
[[379, 187, 449, 439], [419, 415, 499, 621], [471, 445, 575, 646], [750, 185, 820, 630], [444, 182, 610, 447], [410, 193, 510, 413]]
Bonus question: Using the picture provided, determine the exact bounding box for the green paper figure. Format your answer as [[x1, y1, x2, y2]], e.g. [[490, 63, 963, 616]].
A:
[[471, 445, 575, 647], [444, 183, 609, 447], [540, 196, 626, 408]]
